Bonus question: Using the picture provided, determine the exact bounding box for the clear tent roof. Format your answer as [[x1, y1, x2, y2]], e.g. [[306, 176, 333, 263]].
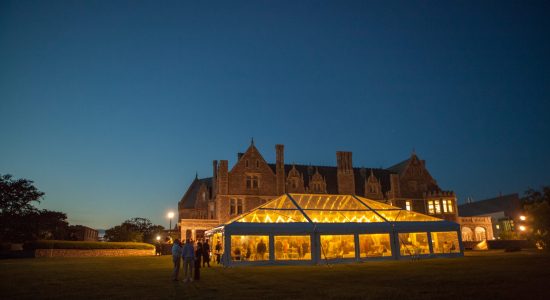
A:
[[235, 194, 441, 224]]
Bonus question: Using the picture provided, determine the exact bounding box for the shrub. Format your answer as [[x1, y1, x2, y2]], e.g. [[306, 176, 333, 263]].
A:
[[24, 240, 155, 251]]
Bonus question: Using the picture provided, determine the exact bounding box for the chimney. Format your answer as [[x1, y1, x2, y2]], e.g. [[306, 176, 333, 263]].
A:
[[212, 160, 218, 198], [276, 144, 285, 195], [336, 151, 355, 194], [218, 160, 228, 195]]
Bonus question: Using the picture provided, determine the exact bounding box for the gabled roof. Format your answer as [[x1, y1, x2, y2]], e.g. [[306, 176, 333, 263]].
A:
[[267, 164, 395, 196], [387, 158, 409, 173], [179, 177, 213, 209], [232, 193, 441, 224]]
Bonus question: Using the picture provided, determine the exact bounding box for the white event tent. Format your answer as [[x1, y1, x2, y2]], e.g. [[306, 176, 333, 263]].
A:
[[206, 193, 463, 266]]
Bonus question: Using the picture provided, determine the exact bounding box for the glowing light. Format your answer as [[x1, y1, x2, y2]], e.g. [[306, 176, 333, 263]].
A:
[[167, 211, 174, 219], [156, 235, 161, 241], [519, 225, 526, 231], [519, 215, 526, 221]]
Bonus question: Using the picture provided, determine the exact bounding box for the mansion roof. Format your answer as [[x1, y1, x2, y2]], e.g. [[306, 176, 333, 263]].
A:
[[180, 163, 396, 210], [267, 164, 394, 195]]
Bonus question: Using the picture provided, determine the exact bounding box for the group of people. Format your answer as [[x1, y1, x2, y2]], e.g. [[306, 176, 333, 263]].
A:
[[171, 238, 223, 282], [232, 238, 267, 261]]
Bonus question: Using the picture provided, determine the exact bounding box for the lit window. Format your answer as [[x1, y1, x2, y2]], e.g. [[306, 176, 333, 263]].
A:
[[431, 232, 460, 254], [320, 235, 355, 259], [274, 236, 311, 260], [428, 201, 434, 214], [399, 232, 430, 256], [230, 235, 269, 261], [405, 201, 411, 211], [442, 200, 448, 213], [435, 201, 441, 214], [447, 200, 454, 213], [359, 234, 392, 257]]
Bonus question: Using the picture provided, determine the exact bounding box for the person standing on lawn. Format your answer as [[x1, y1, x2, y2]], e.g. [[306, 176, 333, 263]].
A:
[[194, 241, 202, 280], [182, 239, 195, 282], [202, 240, 211, 267], [171, 239, 182, 281]]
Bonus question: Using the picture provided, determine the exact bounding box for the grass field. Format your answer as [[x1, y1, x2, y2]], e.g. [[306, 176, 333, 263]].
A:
[[1, 250, 549, 300]]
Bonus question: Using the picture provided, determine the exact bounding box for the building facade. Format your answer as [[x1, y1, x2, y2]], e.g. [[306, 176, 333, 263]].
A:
[[457, 193, 524, 243], [178, 142, 459, 240]]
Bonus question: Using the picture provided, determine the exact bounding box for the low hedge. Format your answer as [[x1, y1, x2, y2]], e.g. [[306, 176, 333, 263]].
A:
[[24, 240, 155, 251]]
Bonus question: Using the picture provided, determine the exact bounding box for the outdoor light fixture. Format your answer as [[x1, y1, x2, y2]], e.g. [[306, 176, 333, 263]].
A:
[[519, 215, 526, 221], [156, 235, 161, 241], [519, 225, 526, 231], [167, 211, 175, 233]]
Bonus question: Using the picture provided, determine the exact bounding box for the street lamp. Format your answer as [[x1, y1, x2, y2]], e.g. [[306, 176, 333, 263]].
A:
[[167, 211, 174, 234], [156, 235, 161, 242], [519, 215, 526, 221], [519, 225, 526, 232]]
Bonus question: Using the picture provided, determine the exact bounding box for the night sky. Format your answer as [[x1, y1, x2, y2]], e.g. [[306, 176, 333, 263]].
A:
[[1, 1, 549, 229]]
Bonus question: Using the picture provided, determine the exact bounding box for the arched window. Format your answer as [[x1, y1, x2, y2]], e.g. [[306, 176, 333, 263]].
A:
[[475, 227, 487, 241], [461, 227, 473, 241]]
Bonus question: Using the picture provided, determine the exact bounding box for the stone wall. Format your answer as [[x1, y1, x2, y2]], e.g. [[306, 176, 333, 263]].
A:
[[35, 248, 154, 257]]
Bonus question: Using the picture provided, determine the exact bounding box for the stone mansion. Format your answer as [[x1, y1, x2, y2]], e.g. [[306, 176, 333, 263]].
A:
[[178, 142, 470, 241]]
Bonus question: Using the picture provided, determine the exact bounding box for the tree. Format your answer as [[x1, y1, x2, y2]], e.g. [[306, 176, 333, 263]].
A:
[[31, 210, 69, 240], [0, 174, 68, 242], [523, 186, 550, 250], [0, 174, 44, 215], [104, 217, 164, 243], [104, 224, 143, 242]]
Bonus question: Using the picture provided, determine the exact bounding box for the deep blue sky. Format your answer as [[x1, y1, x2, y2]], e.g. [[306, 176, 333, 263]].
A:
[[1, 1, 549, 229]]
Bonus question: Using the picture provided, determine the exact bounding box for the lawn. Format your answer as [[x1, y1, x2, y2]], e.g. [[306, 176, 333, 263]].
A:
[[1, 250, 549, 300]]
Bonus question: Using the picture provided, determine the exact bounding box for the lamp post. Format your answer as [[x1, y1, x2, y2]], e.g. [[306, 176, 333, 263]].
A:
[[167, 211, 174, 234]]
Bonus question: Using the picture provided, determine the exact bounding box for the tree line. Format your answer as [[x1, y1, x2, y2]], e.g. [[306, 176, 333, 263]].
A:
[[1, 174, 164, 244]]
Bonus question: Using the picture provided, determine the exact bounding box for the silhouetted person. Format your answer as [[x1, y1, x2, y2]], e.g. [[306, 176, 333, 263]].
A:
[[171, 239, 182, 281], [194, 242, 202, 280], [182, 239, 195, 282], [202, 240, 211, 267]]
